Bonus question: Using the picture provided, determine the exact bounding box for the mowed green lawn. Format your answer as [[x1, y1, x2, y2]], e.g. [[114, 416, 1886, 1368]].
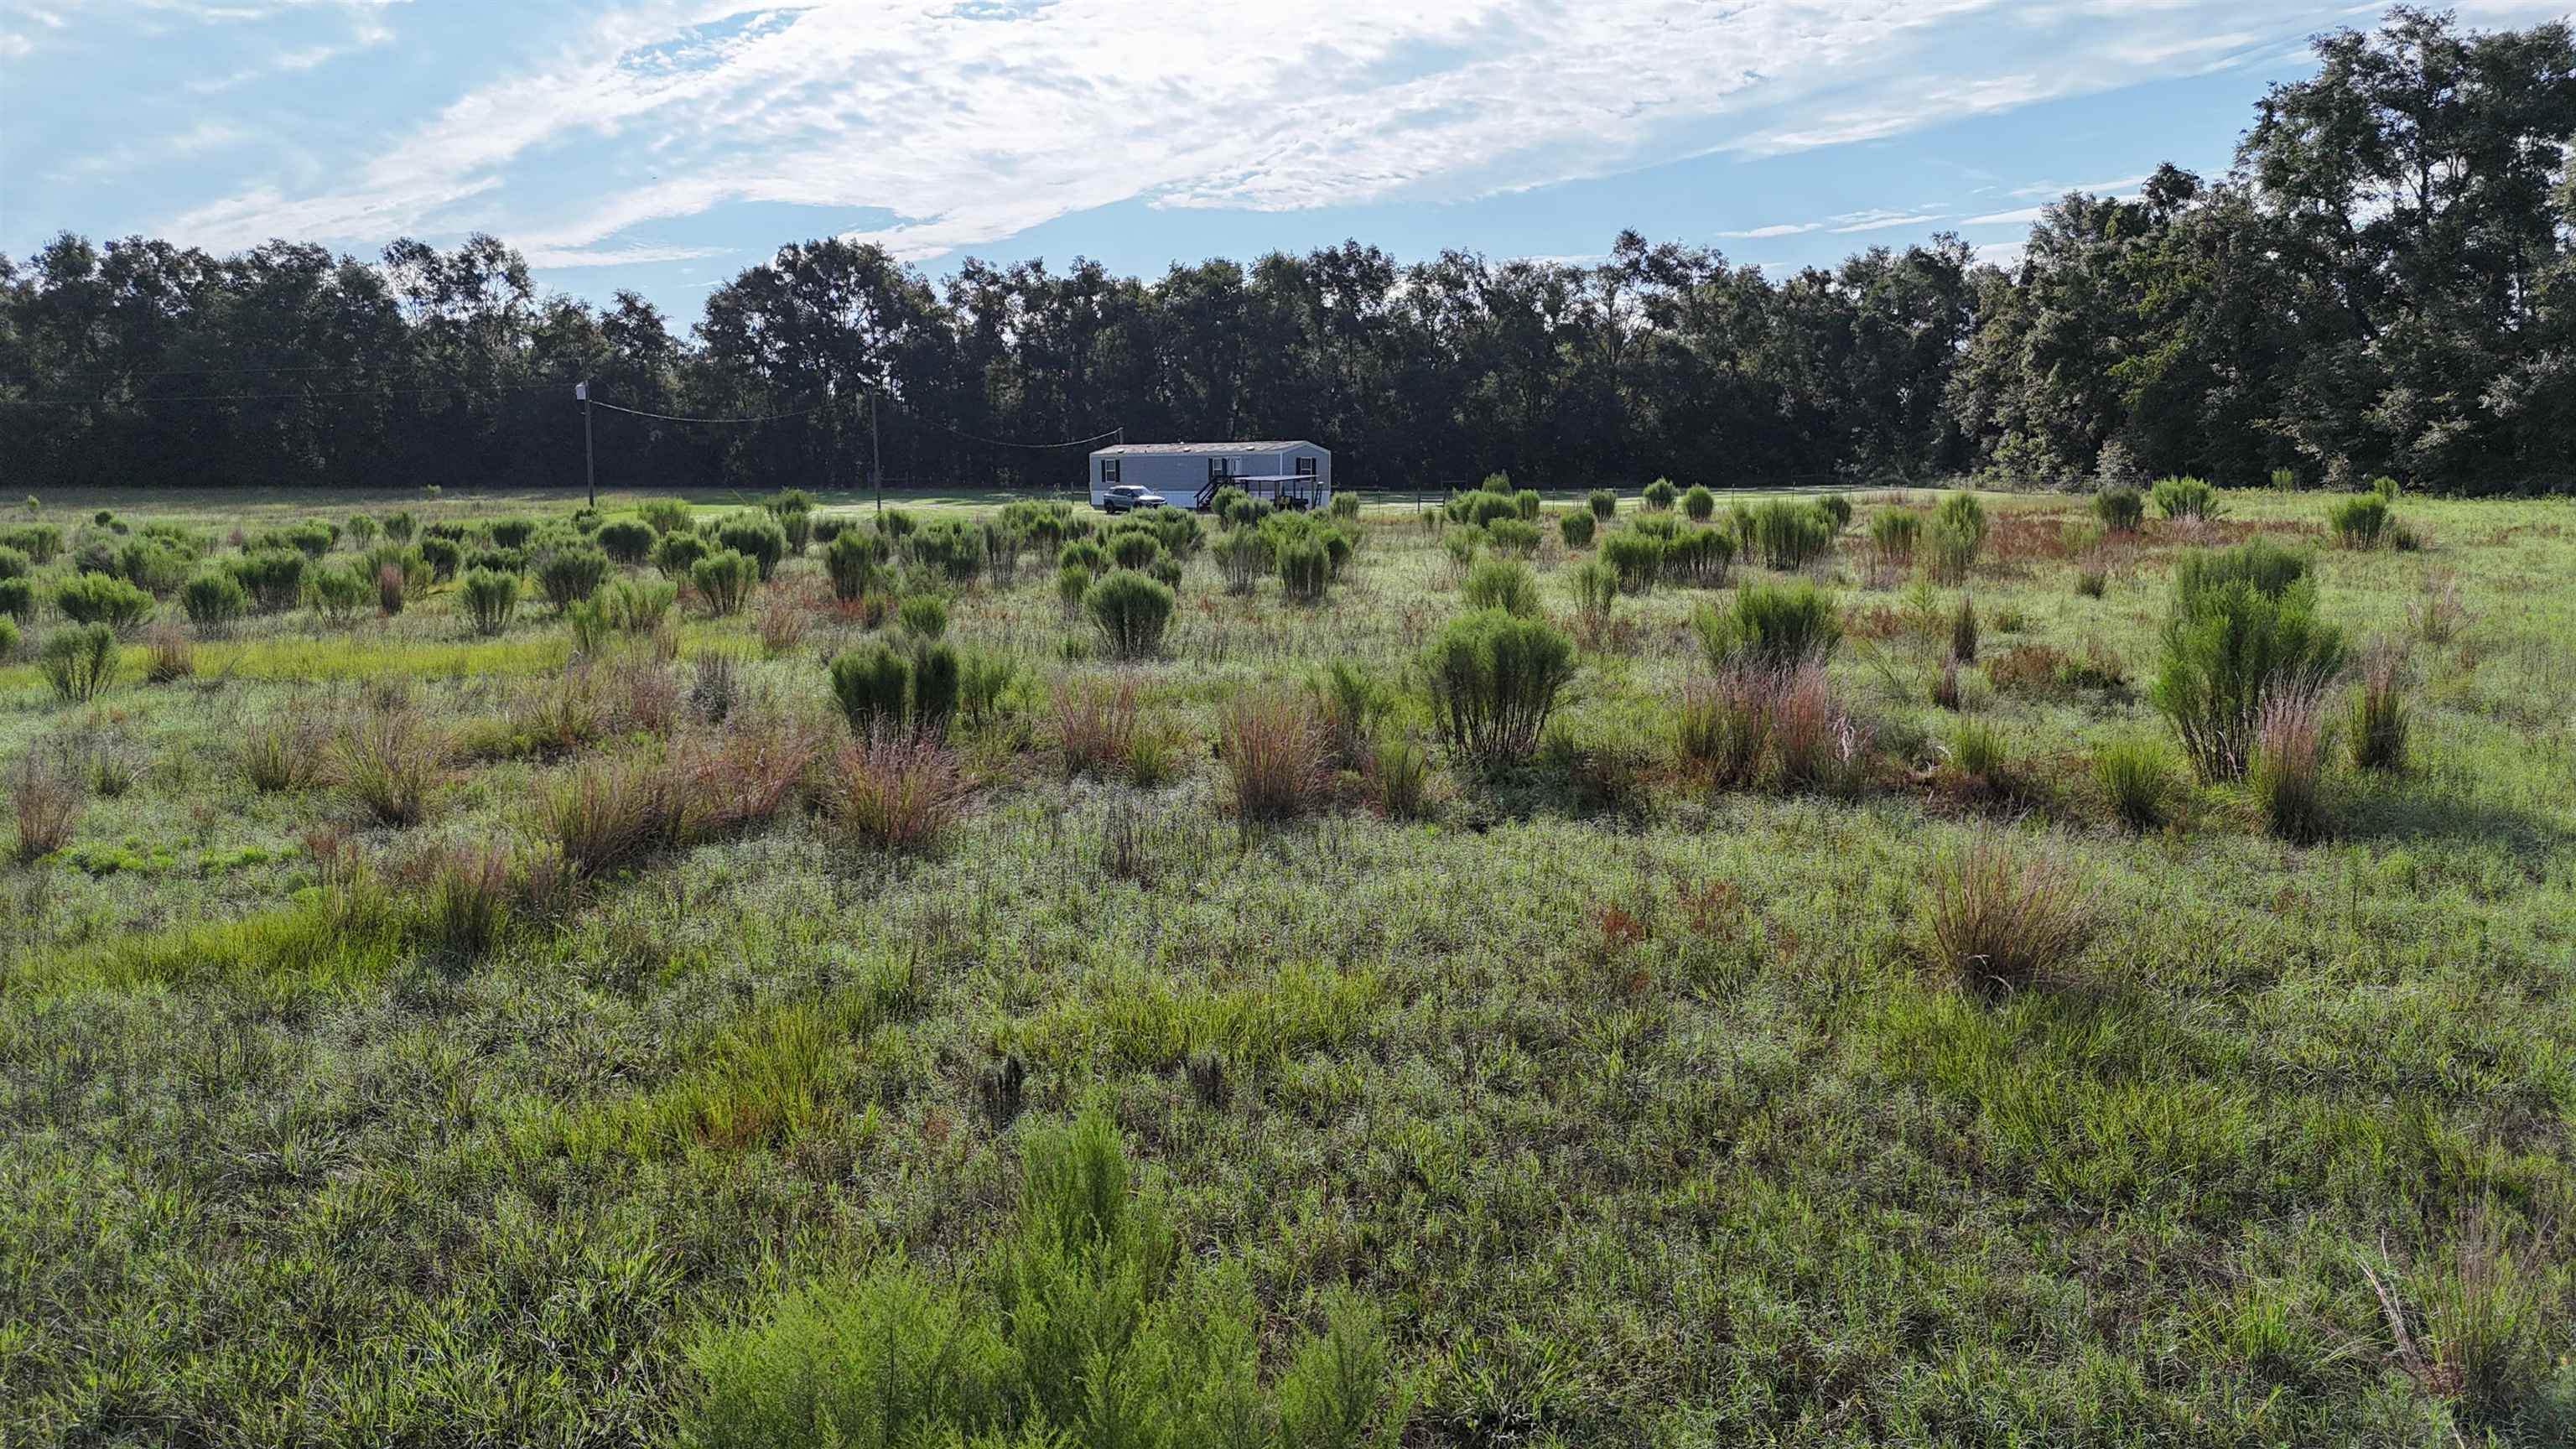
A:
[[2, 484, 2572, 1446]]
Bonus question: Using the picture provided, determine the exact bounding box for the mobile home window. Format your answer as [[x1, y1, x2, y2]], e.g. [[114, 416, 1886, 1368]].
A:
[[1208, 458, 1233, 481], [1101, 459, 1120, 483], [1294, 456, 1317, 477]]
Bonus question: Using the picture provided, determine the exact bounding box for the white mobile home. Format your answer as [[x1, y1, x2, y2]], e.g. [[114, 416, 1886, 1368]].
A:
[[1087, 441, 1332, 512]]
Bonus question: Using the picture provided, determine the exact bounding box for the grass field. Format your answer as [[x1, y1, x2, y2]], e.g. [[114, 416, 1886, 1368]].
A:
[[3, 480, 2572, 1446]]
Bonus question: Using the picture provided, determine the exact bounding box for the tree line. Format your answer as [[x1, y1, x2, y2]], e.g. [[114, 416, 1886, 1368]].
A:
[[3, 8, 2569, 497]]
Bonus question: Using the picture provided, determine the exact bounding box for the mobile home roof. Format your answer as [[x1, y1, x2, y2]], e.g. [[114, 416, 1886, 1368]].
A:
[[1088, 440, 1322, 457]]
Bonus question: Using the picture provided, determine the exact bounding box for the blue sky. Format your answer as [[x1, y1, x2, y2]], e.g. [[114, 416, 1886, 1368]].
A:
[[5, 2, 2568, 324]]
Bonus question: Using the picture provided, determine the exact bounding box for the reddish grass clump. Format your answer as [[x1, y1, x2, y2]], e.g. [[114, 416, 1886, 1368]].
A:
[[1218, 689, 1327, 823], [9, 756, 83, 863], [1925, 832, 2096, 989], [827, 729, 971, 854], [1053, 677, 1140, 779]]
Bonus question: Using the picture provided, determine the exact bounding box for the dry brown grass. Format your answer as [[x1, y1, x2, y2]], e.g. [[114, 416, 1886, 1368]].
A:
[[1053, 675, 1140, 779], [1218, 689, 1327, 823], [9, 756, 83, 863]]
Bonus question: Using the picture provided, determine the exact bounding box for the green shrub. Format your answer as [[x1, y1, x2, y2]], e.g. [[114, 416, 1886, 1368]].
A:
[[2175, 535, 2308, 609], [1640, 478, 1679, 511], [1816, 493, 1853, 528], [824, 529, 878, 601], [0, 616, 15, 659], [0, 578, 33, 622], [115, 539, 190, 595], [2153, 543, 2346, 781], [2327, 494, 2392, 548], [1558, 511, 1596, 548], [0, 545, 25, 581], [1504, 488, 1538, 522], [1950, 595, 1979, 663], [638, 499, 694, 534], [899, 594, 950, 640], [1329, 491, 1360, 519], [692, 550, 757, 616], [179, 573, 249, 632], [39, 623, 121, 702], [1207, 485, 1249, 522], [1425, 608, 1575, 765], [2370, 474, 2402, 501], [1087, 569, 1175, 659], [1587, 489, 1618, 521], [305, 564, 370, 621], [910, 520, 986, 584], [55, 573, 155, 632], [1107, 529, 1163, 571], [1599, 531, 1664, 593], [1695, 580, 1841, 669], [460, 569, 520, 636], [534, 544, 611, 611], [381, 510, 418, 543], [2151, 475, 2219, 522], [595, 519, 655, 564], [1744, 500, 1835, 571], [1444, 490, 1521, 528], [1484, 518, 1540, 557], [1665, 527, 1736, 589], [1680, 485, 1716, 521], [1867, 508, 1922, 566], [417, 536, 462, 583], [2094, 486, 2146, 533], [3, 523, 64, 564], [1462, 557, 1540, 617], [715, 512, 790, 580], [2093, 736, 2172, 830], [652, 530, 712, 577], [1920, 521, 1981, 584], [486, 517, 537, 550], [765, 490, 816, 553], [830, 644, 915, 736], [1213, 528, 1267, 595], [1275, 532, 1329, 604]]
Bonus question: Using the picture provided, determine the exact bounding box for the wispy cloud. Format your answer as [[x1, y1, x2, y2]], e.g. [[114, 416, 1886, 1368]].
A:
[[143, 0, 2388, 262], [1716, 221, 1822, 239]]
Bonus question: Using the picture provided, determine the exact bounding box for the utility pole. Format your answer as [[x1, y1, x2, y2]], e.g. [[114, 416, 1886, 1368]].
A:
[[577, 380, 595, 510], [870, 383, 883, 517]]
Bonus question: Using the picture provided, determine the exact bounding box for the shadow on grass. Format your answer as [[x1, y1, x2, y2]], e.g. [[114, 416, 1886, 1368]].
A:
[[2333, 773, 2571, 863]]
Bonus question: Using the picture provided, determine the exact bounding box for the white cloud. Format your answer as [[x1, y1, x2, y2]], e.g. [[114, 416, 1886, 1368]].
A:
[[132, 0, 2440, 263], [1716, 222, 1822, 239], [520, 242, 728, 267]]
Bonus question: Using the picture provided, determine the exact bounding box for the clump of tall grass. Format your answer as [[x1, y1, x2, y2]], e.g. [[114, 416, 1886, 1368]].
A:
[[1461, 557, 1540, 617], [1424, 609, 1575, 766], [2350, 642, 2410, 772], [1641, 478, 1679, 511], [1311, 660, 1390, 771], [1675, 666, 1774, 789], [239, 717, 318, 792], [1598, 531, 1663, 593], [1665, 527, 1735, 588], [1677, 662, 1858, 793], [1053, 676, 1141, 780], [1587, 489, 1618, 520], [2151, 475, 2220, 522], [2092, 736, 2172, 830], [460, 568, 520, 636], [1370, 735, 1431, 819], [1743, 499, 1835, 571], [1681, 485, 1716, 520], [2093, 486, 2145, 533], [1924, 832, 2096, 989], [1941, 718, 2007, 787], [2407, 568, 2465, 647], [1218, 689, 1326, 823], [1949, 595, 1978, 663], [2327, 493, 2393, 548], [9, 754, 82, 862], [1558, 511, 1596, 548], [326, 705, 447, 827], [692, 550, 758, 616], [181, 572, 248, 633], [828, 730, 970, 855], [2153, 540, 2345, 781], [2250, 686, 2331, 843], [1867, 508, 1922, 570], [39, 623, 121, 703], [1569, 560, 1620, 650], [143, 625, 194, 684]]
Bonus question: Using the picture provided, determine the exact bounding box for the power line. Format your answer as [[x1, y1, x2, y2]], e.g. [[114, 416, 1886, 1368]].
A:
[[586, 397, 833, 425], [0, 377, 576, 406]]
